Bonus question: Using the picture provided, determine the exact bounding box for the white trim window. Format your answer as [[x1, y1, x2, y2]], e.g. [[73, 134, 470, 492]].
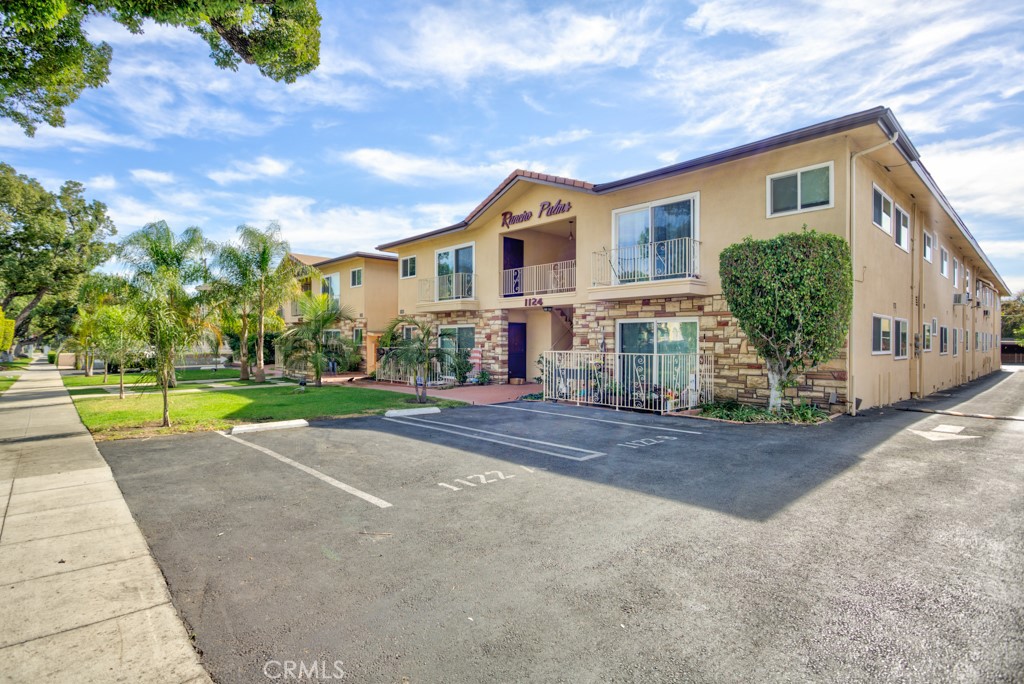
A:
[[439, 324, 475, 354], [964, 330, 969, 352], [894, 318, 909, 359], [612, 193, 700, 283], [350, 267, 363, 288], [964, 268, 970, 293], [400, 256, 416, 279], [872, 315, 892, 354], [952, 328, 959, 356], [767, 161, 833, 217], [323, 329, 342, 344], [940, 248, 949, 278], [353, 328, 363, 346], [923, 232, 933, 262], [931, 317, 938, 336], [894, 206, 910, 252], [975, 331, 980, 351], [321, 273, 340, 304], [940, 326, 949, 354], [922, 324, 932, 352], [953, 258, 959, 288], [872, 186, 893, 234], [402, 325, 417, 341]]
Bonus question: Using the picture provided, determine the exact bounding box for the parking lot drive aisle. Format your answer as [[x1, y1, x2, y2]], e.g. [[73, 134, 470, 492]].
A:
[[0, 359, 210, 683]]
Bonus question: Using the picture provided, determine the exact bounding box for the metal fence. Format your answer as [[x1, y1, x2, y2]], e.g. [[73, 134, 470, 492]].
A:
[[541, 350, 714, 413], [592, 237, 700, 287], [419, 273, 477, 302], [374, 349, 459, 387], [502, 259, 576, 297]]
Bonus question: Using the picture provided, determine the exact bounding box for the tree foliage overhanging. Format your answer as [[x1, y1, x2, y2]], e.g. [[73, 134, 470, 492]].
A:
[[1, 0, 321, 135], [719, 229, 853, 412]]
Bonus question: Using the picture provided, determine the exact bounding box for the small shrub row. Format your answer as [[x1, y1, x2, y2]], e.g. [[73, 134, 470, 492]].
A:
[[699, 400, 829, 424]]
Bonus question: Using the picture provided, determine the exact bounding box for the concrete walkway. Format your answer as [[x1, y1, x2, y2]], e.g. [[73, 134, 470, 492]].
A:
[[0, 359, 210, 682]]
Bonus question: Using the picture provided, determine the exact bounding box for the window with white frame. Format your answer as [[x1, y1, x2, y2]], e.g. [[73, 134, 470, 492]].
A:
[[894, 318, 909, 359], [402, 325, 416, 341], [350, 268, 363, 287], [931, 317, 938, 336], [952, 328, 959, 356], [400, 256, 416, 279], [923, 232, 933, 262], [894, 206, 910, 251], [975, 331, 979, 351], [321, 273, 340, 304], [953, 258, 959, 288], [323, 329, 342, 344], [964, 329, 969, 352], [922, 324, 932, 352], [940, 326, 949, 354], [872, 186, 893, 234], [767, 162, 833, 216], [872, 315, 892, 354], [964, 268, 970, 293], [613, 193, 698, 283], [439, 325, 475, 354], [353, 328, 363, 346], [940, 248, 949, 278], [975, 278, 981, 301]]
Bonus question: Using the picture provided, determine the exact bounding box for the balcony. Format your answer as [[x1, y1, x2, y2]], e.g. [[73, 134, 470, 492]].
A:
[[418, 273, 478, 311], [502, 259, 576, 298], [590, 237, 705, 300]]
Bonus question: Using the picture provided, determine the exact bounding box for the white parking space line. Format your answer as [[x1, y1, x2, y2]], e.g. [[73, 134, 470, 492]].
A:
[[489, 404, 703, 435], [382, 418, 605, 461], [218, 432, 392, 509]]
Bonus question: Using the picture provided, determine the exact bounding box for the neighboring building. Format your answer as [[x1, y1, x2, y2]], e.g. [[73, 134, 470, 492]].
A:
[[376, 107, 1008, 412], [282, 252, 398, 371]]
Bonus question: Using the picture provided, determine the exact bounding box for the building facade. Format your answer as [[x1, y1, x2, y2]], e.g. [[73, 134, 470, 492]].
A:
[[374, 108, 1007, 412], [282, 252, 398, 371]]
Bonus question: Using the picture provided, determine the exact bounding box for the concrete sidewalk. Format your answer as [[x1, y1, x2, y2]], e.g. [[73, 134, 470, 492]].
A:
[[0, 359, 210, 683]]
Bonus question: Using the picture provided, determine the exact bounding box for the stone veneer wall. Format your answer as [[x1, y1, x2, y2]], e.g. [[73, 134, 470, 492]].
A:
[[411, 309, 510, 384], [334, 319, 368, 371], [572, 296, 848, 410]]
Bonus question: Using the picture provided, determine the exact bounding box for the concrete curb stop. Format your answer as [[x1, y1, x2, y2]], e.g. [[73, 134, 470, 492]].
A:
[[230, 419, 309, 434], [384, 407, 441, 418]]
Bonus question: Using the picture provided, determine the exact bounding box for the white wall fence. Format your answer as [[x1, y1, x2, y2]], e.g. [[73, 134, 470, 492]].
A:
[[541, 350, 714, 413], [374, 349, 458, 387]]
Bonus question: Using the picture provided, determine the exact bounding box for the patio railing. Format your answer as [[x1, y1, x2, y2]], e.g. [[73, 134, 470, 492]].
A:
[[541, 350, 713, 413], [592, 237, 700, 287], [502, 259, 576, 297], [419, 273, 477, 303], [374, 348, 459, 386]]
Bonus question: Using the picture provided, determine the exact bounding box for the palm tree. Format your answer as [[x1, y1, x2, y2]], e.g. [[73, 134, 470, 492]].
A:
[[118, 221, 212, 427], [231, 222, 308, 383], [279, 292, 354, 387], [381, 317, 457, 404], [213, 232, 259, 380]]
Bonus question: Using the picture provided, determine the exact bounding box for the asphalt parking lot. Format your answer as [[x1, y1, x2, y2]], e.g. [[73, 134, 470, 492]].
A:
[[100, 371, 1024, 683]]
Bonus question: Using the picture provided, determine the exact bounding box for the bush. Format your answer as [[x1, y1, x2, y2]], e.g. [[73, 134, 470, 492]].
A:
[[453, 349, 472, 386], [700, 400, 828, 424], [477, 369, 491, 385], [47, 351, 57, 364], [720, 227, 852, 412]]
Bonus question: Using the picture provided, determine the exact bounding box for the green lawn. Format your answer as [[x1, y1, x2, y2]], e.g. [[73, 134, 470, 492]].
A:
[[0, 359, 31, 371], [62, 368, 241, 387], [0, 375, 19, 395], [73, 385, 465, 439], [67, 387, 111, 396]]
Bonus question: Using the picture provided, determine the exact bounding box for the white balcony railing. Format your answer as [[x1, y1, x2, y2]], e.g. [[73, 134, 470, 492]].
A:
[[592, 237, 700, 287], [502, 259, 576, 297], [419, 273, 477, 303]]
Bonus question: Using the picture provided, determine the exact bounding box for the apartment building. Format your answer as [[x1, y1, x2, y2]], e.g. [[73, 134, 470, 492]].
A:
[[282, 252, 398, 370], [376, 107, 1006, 412]]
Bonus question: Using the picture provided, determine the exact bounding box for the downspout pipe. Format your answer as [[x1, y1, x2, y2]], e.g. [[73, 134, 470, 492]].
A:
[[848, 131, 899, 416]]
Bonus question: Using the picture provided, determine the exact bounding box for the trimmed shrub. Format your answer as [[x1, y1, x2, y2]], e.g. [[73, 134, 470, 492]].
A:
[[720, 228, 852, 412]]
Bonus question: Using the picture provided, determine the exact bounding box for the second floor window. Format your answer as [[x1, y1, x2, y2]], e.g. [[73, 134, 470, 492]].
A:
[[940, 248, 949, 277], [767, 162, 832, 216], [613, 193, 698, 282], [351, 268, 363, 287], [322, 274, 339, 302], [923, 232, 933, 262], [894, 207, 910, 251], [401, 256, 416, 279], [872, 186, 893, 234]]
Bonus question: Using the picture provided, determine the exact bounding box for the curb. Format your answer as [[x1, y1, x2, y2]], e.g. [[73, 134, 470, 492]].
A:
[[230, 419, 309, 434], [384, 407, 441, 418]]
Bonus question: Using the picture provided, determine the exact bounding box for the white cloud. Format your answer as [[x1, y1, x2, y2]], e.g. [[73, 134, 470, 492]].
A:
[[208, 156, 294, 185], [378, 2, 653, 86], [921, 134, 1024, 221], [522, 93, 552, 115], [648, 0, 1024, 139], [130, 169, 176, 186], [336, 148, 576, 185], [0, 119, 149, 151], [87, 175, 118, 191]]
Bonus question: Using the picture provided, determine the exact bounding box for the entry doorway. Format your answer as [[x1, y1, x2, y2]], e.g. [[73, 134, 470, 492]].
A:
[[508, 322, 527, 380], [503, 237, 524, 297]]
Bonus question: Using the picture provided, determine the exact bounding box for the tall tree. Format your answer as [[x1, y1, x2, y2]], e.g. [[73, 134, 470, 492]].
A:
[[279, 292, 353, 387], [232, 223, 307, 382], [1001, 290, 1024, 340], [213, 234, 259, 381], [0, 164, 116, 329], [118, 221, 212, 427], [94, 303, 147, 398], [1, 1, 321, 135]]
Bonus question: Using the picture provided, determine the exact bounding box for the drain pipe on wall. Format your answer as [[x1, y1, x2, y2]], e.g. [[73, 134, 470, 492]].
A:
[[847, 131, 899, 416]]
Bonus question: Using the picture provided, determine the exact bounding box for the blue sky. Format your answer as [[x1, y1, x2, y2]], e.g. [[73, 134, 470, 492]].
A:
[[2, 0, 1023, 291]]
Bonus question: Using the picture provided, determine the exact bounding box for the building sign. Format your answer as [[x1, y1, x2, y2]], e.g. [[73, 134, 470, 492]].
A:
[[501, 199, 573, 228], [523, 297, 543, 307]]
